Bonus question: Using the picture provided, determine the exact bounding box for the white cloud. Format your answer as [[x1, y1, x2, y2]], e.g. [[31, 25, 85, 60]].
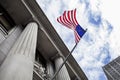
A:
[[36, 0, 120, 80], [100, 0, 120, 59], [89, 0, 101, 11]]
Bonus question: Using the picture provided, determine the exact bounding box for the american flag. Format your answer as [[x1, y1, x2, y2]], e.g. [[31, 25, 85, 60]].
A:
[[57, 9, 86, 43]]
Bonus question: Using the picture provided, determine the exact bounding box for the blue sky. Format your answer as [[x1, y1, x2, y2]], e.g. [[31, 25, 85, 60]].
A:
[[37, 0, 120, 80]]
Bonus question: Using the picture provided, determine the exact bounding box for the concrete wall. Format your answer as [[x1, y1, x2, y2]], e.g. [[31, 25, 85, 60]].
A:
[[0, 26, 23, 65]]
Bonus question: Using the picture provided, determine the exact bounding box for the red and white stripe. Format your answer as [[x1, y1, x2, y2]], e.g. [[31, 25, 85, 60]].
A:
[[57, 9, 80, 43]]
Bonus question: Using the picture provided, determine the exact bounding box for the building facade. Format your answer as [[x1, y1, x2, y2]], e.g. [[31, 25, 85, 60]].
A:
[[103, 56, 120, 80], [0, 0, 88, 80]]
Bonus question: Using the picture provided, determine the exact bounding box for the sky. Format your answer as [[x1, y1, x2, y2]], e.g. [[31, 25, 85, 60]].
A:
[[37, 0, 120, 80]]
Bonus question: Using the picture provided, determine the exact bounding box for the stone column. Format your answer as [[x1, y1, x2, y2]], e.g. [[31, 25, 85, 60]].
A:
[[47, 62, 54, 79], [54, 57, 71, 80], [0, 22, 38, 80]]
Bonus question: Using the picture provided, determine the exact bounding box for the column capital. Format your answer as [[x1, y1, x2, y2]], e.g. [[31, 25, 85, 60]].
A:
[[50, 53, 63, 61]]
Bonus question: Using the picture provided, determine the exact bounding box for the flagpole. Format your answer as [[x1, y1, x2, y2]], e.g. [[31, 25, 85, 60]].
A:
[[51, 43, 78, 80]]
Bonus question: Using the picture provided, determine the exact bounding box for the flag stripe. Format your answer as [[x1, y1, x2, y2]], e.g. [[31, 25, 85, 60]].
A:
[[60, 16, 70, 28], [63, 12, 73, 28], [64, 11, 72, 25], [71, 10, 77, 28], [69, 11, 76, 28], [74, 31, 80, 43], [63, 11, 75, 29], [73, 9, 79, 25]]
